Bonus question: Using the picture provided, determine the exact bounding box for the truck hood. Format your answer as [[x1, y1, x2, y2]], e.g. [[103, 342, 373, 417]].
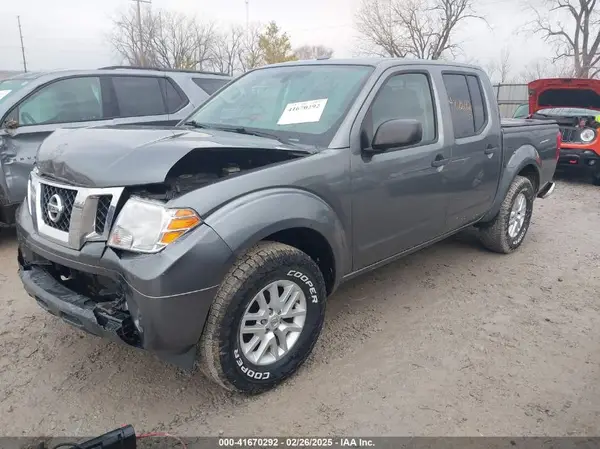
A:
[[36, 125, 308, 187], [528, 78, 600, 114]]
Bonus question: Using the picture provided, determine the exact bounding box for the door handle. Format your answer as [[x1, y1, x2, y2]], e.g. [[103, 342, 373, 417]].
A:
[[431, 155, 449, 167], [484, 146, 498, 155]]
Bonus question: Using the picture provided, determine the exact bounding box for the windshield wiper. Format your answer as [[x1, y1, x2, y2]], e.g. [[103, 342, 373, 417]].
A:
[[182, 120, 209, 129], [204, 124, 292, 145], [221, 126, 285, 142], [181, 122, 298, 147]]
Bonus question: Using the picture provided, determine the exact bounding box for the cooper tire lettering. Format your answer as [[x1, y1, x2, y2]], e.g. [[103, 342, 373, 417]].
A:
[[234, 346, 271, 379], [287, 269, 319, 303]]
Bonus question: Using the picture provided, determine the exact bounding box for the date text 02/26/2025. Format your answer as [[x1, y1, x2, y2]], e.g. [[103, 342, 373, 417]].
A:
[[217, 438, 376, 448]]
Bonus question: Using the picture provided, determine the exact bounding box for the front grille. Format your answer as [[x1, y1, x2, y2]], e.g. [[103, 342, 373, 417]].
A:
[[95, 195, 113, 234], [40, 184, 77, 232], [560, 127, 577, 143]]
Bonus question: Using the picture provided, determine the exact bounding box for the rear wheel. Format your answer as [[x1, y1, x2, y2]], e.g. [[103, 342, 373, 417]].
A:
[[198, 241, 327, 394], [479, 175, 535, 254]]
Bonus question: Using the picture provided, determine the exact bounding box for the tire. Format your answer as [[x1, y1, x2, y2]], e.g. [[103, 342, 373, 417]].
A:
[[593, 172, 600, 186], [199, 241, 327, 394], [479, 175, 535, 254]]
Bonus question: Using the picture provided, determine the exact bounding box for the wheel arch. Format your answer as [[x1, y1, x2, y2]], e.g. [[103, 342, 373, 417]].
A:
[[481, 144, 541, 223], [204, 188, 350, 295]]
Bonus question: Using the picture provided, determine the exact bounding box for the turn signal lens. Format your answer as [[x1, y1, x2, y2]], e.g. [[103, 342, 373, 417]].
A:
[[167, 211, 201, 230], [160, 230, 186, 244], [108, 197, 202, 253]]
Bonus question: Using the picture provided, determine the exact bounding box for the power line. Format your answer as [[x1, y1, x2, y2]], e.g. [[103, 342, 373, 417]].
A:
[[17, 15, 27, 72]]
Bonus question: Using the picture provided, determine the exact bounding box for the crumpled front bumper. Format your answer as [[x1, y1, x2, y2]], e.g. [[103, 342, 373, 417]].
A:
[[16, 203, 233, 369]]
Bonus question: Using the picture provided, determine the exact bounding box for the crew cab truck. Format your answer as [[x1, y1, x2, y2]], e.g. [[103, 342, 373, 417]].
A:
[[16, 59, 558, 394]]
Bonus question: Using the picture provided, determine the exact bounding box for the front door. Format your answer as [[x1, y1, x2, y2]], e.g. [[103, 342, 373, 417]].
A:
[[350, 69, 452, 270], [1, 75, 116, 206]]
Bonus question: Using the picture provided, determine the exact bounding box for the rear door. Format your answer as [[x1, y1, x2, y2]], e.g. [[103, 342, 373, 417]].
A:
[[108, 75, 184, 126], [441, 72, 502, 230]]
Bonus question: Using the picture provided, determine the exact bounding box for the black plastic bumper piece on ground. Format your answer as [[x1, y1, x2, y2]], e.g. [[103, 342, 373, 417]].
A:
[[37, 425, 137, 449], [77, 425, 137, 449]]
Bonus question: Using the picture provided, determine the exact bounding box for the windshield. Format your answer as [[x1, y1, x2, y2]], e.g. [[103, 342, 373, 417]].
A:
[[513, 104, 529, 118], [536, 107, 600, 117], [0, 79, 30, 106], [185, 64, 374, 147]]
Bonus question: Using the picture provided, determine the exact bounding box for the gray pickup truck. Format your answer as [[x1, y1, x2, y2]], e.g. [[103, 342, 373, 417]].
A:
[[16, 58, 558, 394]]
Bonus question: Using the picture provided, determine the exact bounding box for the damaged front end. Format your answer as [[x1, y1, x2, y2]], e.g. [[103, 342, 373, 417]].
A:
[[17, 247, 142, 348], [126, 147, 306, 201]]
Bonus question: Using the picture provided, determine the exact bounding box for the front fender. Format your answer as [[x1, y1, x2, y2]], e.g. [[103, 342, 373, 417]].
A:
[[202, 187, 350, 285], [482, 144, 541, 222]]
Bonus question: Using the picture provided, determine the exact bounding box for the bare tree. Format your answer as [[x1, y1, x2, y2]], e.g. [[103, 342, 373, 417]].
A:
[[531, 0, 600, 78], [355, 0, 406, 57], [355, 0, 485, 59], [517, 57, 574, 82], [294, 45, 334, 60], [110, 5, 159, 66], [485, 47, 512, 83], [196, 21, 219, 71], [209, 25, 246, 76], [238, 23, 265, 72], [150, 11, 199, 69]]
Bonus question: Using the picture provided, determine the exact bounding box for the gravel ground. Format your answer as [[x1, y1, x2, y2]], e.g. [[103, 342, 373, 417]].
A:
[[0, 178, 599, 438]]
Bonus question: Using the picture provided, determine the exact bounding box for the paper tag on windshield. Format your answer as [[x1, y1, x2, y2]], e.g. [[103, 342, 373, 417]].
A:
[[0, 90, 11, 101], [277, 99, 328, 125]]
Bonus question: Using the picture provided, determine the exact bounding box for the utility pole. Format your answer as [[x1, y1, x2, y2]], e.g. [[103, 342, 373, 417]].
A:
[[17, 16, 27, 73], [245, 0, 249, 36], [132, 0, 151, 66]]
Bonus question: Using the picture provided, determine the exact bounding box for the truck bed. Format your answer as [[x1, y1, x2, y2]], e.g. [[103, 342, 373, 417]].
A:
[[500, 118, 559, 192]]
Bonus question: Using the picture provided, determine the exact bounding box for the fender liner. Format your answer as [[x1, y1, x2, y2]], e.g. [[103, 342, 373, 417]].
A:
[[481, 144, 541, 223], [203, 188, 350, 290]]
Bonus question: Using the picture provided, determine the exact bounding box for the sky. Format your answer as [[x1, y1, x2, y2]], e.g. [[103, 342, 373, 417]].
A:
[[0, 0, 555, 78]]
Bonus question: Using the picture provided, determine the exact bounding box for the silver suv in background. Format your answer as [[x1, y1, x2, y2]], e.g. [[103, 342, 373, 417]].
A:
[[0, 66, 231, 225]]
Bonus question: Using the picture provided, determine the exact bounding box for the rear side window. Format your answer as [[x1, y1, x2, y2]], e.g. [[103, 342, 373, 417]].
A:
[[193, 77, 229, 95], [466, 75, 486, 132], [111, 76, 166, 117], [443, 73, 487, 138], [162, 78, 188, 113]]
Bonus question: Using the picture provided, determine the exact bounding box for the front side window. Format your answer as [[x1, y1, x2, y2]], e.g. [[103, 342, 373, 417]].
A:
[[186, 65, 374, 147], [367, 72, 437, 144], [111, 76, 166, 117], [17, 77, 103, 126]]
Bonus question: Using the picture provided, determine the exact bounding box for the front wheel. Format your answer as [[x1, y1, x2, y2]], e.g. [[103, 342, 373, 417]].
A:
[[479, 175, 535, 254], [198, 241, 327, 394]]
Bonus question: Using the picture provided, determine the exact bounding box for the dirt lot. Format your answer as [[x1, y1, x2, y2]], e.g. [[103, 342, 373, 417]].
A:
[[0, 178, 599, 437]]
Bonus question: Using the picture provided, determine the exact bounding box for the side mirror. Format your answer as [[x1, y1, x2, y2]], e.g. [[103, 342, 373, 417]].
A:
[[369, 118, 423, 152], [3, 119, 19, 130]]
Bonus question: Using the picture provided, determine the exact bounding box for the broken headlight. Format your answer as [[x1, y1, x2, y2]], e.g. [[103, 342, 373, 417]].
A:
[[26, 166, 39, 216], [107, 197, 202, 254]]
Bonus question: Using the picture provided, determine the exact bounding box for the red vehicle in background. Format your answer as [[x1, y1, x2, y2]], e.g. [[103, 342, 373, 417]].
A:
[[527, 78, 600, 185]]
